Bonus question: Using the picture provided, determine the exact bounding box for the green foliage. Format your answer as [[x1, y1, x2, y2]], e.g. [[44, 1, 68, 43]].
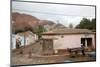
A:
[[69, 23, 73, 28], [91, 18, 96, 31], [75, 18, 96, 31], [34, 25, 45, 39]]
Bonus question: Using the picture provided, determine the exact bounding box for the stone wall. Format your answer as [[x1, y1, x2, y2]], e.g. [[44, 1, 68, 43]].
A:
[[12, 41, 43, 55]]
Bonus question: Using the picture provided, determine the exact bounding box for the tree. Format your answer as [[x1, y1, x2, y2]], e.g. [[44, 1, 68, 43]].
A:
[[69, 23, 73, 28], [76, 18, 90, 29], [91, 18, 96, 31], [34, 25, 45, 39], [75, 18, 96, 31]]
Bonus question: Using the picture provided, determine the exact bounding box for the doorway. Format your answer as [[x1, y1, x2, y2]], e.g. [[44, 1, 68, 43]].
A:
[[81, 38, 92, 47]]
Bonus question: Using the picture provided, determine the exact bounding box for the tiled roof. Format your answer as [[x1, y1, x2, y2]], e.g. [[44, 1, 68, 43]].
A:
[[42, 28, 94, 35]]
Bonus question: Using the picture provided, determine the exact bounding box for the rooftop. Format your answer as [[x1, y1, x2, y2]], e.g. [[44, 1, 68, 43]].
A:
[[42, 28, 95, 35]]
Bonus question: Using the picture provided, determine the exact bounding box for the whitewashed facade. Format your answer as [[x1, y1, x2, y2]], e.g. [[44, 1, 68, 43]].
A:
[[11, 31, 38, 49], [42, 33, 95, 50]]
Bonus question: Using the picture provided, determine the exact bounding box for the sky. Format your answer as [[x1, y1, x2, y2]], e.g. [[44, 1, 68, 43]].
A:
[[12, 1, 95, 27]]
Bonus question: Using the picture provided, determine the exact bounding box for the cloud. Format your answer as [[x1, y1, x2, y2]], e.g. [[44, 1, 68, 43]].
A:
[[12, 1, 95, 27]]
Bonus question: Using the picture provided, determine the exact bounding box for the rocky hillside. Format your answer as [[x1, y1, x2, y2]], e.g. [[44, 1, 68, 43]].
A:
[[12, 12, 66, 33]]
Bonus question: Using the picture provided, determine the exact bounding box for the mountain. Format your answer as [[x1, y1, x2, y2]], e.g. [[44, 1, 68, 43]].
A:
[[39, 20, 66, 31], [12, 12, 40, 33], [39, 20, 55, 25], [12, 12, 66, 33]]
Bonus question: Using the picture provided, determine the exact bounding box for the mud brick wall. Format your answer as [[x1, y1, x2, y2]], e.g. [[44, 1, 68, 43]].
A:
[[56, 49, 69, 54], [12, 41, 43, 55], [42, 50, 54, 55]]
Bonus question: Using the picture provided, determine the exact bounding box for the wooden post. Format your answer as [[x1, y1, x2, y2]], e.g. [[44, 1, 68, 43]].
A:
[[85, 39, 87, 47], [28, 51, 32, 58]]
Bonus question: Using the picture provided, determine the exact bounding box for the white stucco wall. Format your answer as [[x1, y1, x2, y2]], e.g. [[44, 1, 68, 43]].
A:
[[42, 34, 95, 50], [11, 34, 38, 49], [12, 34, 16, 49]]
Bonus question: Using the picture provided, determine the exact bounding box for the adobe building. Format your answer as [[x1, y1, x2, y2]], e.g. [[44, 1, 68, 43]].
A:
[[12, 31, 38, 49], [42, 28, 96, 53]]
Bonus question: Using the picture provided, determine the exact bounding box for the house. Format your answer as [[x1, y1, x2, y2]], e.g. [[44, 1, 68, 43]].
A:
[[11, 31, 38, 49], [40, 37, 57, 55], [42, 28, 96, 53]]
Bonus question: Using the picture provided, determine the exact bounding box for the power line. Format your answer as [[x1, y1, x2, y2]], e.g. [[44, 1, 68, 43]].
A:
[[13, 0, 96, 7], [13, 9, 93, 17]]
